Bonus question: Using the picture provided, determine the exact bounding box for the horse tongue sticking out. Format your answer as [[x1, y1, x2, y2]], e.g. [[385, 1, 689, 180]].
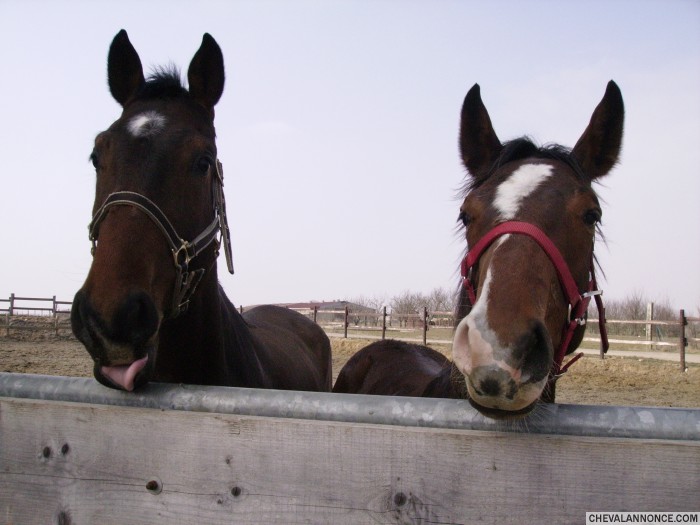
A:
[[101, 357, 149, 391]]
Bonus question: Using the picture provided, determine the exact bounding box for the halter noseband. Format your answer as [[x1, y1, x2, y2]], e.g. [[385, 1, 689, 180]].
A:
[[460, 221, 609, 385], [88, 160, 234, 317]]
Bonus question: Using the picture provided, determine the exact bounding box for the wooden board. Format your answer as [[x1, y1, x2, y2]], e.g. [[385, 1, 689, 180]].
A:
[[1, 397, 698, 525]]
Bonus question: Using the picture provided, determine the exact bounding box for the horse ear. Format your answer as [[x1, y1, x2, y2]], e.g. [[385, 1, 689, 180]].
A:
[[188, 34, 225, 112], [459, 84, 502, 183], [572, 81, 625, 180], [107, 29, 145, 107]]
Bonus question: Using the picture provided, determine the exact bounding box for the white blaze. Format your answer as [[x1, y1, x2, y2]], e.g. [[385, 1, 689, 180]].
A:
[[494, 163, 553, 220], [452, 163, 557, 411], [453, 237, 509, 374]]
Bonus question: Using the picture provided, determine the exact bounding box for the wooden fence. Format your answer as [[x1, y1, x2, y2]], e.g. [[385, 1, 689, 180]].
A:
[[0, 293, 72, 316], [584, 312, 699, 370], [0, 294, 72, 336], [289, 305, 437, 344], [2, 294, 697, 369], [281, 305, 697, 369], [0, 372, 698, 524]]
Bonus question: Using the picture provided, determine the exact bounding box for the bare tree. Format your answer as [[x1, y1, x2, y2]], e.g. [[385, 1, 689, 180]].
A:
[[427, 287, 454, 313], [390, 290, 424, 314], [348, 294, 387, 313]]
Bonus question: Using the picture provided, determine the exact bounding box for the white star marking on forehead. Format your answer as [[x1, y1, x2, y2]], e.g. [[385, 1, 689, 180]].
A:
[[494, 164, 553, 220], [127, 111, 166, 137]]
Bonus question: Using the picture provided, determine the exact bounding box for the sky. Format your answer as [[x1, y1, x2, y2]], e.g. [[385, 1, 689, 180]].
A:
[[1, 0, 699, 313]]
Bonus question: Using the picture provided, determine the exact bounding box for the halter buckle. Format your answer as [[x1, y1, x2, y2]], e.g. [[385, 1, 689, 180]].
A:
[[173, 241, 194, 267], [566, 304, 586, 326]]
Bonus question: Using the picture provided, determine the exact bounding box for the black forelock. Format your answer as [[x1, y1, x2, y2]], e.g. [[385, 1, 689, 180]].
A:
[[136, 66, 189, 100], [460, 137, 588, 196]]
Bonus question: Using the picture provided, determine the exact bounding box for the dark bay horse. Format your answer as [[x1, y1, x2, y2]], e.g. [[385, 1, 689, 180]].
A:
[[332, 340, 467, 399], [71, 30, 332, 392], [334, 82, 624, 418]]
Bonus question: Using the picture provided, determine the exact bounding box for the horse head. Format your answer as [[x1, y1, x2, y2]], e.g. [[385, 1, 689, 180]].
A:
[[71, 30, 230, 391], [453, 82, 624, 417]]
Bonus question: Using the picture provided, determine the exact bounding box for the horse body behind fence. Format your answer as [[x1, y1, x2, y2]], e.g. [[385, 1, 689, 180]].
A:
[[71, 30, 331, 392], [334, 81, 624, 418]]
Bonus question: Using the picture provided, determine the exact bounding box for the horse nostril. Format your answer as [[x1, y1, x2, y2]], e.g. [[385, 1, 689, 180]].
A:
[[112, 291, 159, 346], [471, 365, 511, 398], [479, 377, 501, 397], [517, 320, 553, 382]]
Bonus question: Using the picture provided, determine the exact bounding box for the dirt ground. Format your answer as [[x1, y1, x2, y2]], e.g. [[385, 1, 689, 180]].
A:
[[1, 333, 698, 408]]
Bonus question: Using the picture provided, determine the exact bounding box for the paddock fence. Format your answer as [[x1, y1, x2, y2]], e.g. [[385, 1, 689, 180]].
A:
[[284, 305, 440, 344], [278, 304, 698, 370], [0, 293, 72, 336], [2, 294, 698, 368], [0, 372, 698, 524]]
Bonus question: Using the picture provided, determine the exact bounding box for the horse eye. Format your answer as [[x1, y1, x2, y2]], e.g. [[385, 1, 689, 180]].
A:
[[89, 151, 100, 170], [458, 211, 471, 227], [583, 209, 601, 226], [195, 156, 213, 175]]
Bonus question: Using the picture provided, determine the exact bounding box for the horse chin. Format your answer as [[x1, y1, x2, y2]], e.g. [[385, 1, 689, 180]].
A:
[[464, 376, 546, 418], [468, 397, 538, 420]]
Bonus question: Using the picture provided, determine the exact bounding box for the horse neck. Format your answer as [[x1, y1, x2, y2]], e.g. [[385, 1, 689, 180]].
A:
[[157, 268, 272, 388]]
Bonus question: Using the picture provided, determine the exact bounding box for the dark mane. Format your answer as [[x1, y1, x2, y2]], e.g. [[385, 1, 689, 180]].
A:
[[460, 137, 587, 196], [137, 66, 189, 100]]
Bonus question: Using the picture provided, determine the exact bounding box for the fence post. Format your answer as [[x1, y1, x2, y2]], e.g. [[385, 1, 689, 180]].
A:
[[679, 309, 687, 372], [313, 306, 318, 324], [344, 306, 349, 339], [382, 306, 387, 340], [646, 302, 654, 345], [52, 296, 58, 336], [423, 307, 428, 345], [9, 293, 14, 316]]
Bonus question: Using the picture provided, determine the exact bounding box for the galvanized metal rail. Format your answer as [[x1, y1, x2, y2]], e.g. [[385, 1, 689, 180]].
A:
[[1, 372, 698, 440]]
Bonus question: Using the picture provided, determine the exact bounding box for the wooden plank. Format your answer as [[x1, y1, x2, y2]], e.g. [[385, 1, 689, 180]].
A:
[[1, 397, 698, 525], [7, 307, 55, 312], [605, 319, 679, 326], [583, 337, 676, 347]]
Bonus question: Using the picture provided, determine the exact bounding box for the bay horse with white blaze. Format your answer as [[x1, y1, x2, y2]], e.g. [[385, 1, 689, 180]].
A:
[[334, 82, 623, 418], [71, 30, 332, 392]]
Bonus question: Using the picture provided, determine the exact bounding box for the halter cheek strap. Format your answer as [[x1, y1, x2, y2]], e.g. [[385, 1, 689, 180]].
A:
[[460, 221, 609, 384], [88, 160, 234, 317]]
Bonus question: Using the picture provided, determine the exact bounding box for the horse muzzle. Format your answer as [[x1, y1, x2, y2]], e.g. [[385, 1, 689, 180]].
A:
[[453, 315, 552, 417], [71, 289, 159, 391]]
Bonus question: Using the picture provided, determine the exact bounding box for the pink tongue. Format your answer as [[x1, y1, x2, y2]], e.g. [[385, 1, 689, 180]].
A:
[[101, 356, 149, 391]]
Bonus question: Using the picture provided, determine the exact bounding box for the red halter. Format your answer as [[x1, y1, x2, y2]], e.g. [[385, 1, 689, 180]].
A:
[[460, 221, 609, 381]]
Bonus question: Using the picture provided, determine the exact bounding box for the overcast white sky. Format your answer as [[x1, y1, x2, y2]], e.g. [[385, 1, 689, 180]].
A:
[[1, 0, 698, 312]]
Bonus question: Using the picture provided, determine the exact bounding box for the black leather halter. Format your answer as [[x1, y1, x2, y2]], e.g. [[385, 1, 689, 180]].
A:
[[88, 160, 233, 317]]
